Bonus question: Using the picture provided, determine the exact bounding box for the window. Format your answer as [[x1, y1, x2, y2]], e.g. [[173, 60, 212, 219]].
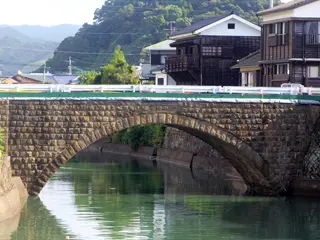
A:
[[305, 22, 320, 44], [279, 22, 288, 45], [228, 23, 235, 29], [273, 64, 289, 75], [307, 66, 320, 78], [269, 23, 277, 35], [157, 78, 164, 85], [177, 48, 183, 55], [202, 46, 222, 56], [160, 55, 166, 64]]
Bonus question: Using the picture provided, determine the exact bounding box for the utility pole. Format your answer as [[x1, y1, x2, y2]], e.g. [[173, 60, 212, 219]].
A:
[[68, 56, 73, 75], [164, 21, 176, 35], [43, 63, 46, 84]]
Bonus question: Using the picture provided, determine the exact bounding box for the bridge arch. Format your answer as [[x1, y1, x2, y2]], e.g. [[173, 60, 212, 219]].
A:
[[29, 113, 272, 196]]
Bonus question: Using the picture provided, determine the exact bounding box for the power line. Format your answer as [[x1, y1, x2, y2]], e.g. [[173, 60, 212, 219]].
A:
[[0, 46, 142, 56], [76, 32, 161, 35]]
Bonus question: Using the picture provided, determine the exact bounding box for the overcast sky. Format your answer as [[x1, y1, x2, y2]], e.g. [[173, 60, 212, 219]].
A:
[[0, 0, 292, 26], [0, 0, 105, 26]]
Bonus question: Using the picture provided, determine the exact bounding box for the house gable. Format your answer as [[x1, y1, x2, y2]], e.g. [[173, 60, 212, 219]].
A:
[[170, 14, 260, 40], [197, 15, 261, 37]]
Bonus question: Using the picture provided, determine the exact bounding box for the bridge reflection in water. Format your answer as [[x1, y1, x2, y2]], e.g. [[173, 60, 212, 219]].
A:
[[4, 152, 320, 240]]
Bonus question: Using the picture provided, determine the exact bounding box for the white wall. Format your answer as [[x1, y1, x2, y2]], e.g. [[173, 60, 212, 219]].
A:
[[200, 18, 260, 37], [263, 10, 293, 23], [293, 1, 320, 18], [263, 1, 320, 23], [155, 72, 176, 85]]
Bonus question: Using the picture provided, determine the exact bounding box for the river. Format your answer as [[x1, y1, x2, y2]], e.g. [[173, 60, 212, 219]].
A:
[[5, 152, 320, 240]]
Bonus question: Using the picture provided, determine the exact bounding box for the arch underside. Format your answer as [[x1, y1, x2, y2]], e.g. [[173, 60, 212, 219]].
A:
[[29, 113, 274, 196]]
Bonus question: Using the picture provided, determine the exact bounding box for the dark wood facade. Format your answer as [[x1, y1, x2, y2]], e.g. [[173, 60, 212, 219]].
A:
[[261, 20, 320, 87], [165, 36, 260, 86]]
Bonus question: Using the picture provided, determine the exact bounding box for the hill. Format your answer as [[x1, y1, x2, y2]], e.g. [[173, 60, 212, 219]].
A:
[[4, 24, 81, 42], [0, 27, 58, 75], [46, 0, 280, 73]]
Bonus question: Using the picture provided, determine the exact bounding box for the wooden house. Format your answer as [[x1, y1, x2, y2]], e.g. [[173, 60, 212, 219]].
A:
[[165, 13, 261, 86], [258, 0, 320, 87]]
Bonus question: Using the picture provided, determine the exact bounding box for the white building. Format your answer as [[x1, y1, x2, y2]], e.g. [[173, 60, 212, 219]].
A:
[[142, 40, 176, 85]]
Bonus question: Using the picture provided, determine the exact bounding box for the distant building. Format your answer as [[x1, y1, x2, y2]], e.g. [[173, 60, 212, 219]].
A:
[[9, 73, 80, 84], [142, 40, 176, 85], [11, 74, 50, 84], [166, 13, 261, 86], [258, 0, 320, 87], [51, 75, 80, 84]]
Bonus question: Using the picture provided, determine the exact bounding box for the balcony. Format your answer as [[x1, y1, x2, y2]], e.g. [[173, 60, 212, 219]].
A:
[[306, 34, 320, 45], [165, 55, 199, 73]]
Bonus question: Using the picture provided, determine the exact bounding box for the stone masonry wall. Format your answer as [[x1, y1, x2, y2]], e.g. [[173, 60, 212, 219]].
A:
[[301, 118, 320, 179], [163, 127, 240, 176], [5, 100, 320, 195]]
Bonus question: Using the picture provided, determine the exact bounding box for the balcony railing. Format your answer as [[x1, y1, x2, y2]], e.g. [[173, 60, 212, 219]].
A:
[[306, 34, 320, 44], [165, 55, 200, 72]]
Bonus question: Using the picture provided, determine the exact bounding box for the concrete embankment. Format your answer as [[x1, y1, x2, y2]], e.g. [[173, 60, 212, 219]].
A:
[[0, 156, 28, 238], [81, 137, 243, 180]]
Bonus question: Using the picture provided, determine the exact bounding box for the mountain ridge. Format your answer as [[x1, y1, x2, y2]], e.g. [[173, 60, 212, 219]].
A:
[[0, 24, 80, 42], [0, 25, 78, 75]]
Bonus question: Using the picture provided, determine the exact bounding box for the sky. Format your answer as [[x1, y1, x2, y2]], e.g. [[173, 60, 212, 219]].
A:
[[0, 0, 293, 26], [0, 0, 106, 26]]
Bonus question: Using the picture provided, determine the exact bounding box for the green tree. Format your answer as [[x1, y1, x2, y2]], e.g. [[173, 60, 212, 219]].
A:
[[100, 46, 139, 85], [113, 124, 166, 150], [79, 70, 100, 84]]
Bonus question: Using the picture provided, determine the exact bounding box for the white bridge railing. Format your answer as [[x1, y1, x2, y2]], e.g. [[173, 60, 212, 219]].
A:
[[0, 84, 319, 96]]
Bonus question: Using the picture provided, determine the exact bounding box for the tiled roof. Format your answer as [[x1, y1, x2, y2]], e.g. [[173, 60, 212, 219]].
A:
[[231, 50, 260, 69], [150, 66, 165, 73], [171, 13, 231, 37], [12, 74, 80, 84], [258, 0, 318, 15], [20, 74, 57, 84], [52, 75, 80, 84]]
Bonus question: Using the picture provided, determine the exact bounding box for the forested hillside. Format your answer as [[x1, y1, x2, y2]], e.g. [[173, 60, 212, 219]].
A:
[[0, 27, 58, 75], [46, 0, 280, 73]]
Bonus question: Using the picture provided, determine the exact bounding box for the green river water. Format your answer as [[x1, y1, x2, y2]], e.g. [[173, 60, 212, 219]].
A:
[[5, 153, 320, 240]]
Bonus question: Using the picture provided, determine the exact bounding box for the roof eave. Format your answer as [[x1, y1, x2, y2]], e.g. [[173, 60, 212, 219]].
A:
[[169, 32, 195, 40]]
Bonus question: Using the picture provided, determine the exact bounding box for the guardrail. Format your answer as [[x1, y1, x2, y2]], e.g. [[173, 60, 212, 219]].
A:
[[0, 84, 319, 96]]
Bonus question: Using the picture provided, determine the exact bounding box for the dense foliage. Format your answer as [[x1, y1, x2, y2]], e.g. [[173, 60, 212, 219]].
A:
[[46, 0, 279, 73], [79, 46, 139, 84], [113, 124, 167, 150]]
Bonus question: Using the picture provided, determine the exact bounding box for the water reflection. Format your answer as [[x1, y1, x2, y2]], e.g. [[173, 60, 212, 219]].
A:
[[4, 152, 320, 240]]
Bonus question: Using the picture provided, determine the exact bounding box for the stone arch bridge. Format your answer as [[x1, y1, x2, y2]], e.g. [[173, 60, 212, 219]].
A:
[[0, 96, 318, 196]]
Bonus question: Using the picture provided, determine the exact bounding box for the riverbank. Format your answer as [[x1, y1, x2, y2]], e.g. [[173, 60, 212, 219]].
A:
[[80, 139, 244, 181], [0, 156, 28, 237]]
